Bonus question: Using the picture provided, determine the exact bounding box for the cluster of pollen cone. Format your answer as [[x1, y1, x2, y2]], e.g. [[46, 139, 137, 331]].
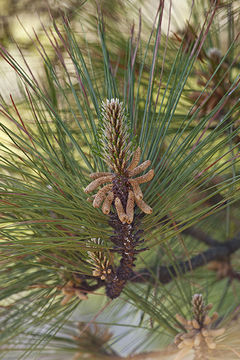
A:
[[84, 98, 154, 224], [174, 294, 225, 360], [84, 146, 154, 223]]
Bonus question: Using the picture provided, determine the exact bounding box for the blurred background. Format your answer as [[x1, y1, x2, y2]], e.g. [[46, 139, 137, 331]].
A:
[[0, 0, 191, 99]]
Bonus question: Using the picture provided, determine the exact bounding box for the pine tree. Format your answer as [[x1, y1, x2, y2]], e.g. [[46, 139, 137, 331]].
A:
[[0, 0, 240, 359]]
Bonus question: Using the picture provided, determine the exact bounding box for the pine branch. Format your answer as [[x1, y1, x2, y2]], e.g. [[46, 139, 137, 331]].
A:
[[133, 232, 240, 284], [75, 232, 240, 294]]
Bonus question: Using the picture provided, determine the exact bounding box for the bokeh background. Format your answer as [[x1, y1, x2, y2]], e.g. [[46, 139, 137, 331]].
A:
[[0, 0, 191, 99]]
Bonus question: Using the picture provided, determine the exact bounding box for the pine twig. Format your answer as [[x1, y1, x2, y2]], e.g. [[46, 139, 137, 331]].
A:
[[133, 232, 240, 284]]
